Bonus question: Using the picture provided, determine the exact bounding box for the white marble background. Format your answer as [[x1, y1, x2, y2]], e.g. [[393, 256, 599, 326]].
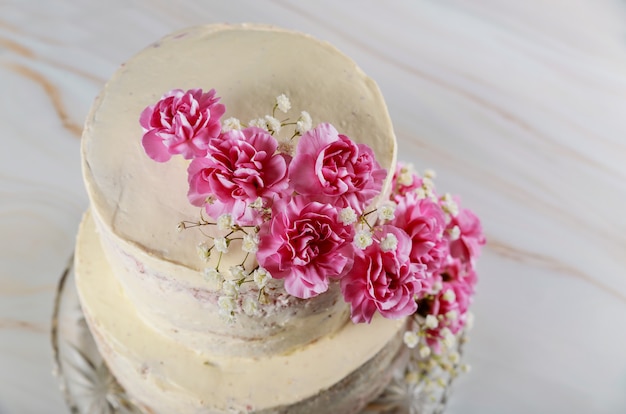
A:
[[1, 1, 626, 413]]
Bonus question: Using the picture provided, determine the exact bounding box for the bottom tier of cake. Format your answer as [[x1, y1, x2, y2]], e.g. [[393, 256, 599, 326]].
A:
[[74, 211, 412, 413]]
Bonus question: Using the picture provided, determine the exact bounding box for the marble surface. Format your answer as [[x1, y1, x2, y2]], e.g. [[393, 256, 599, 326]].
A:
[[1, 1, 626, 413]]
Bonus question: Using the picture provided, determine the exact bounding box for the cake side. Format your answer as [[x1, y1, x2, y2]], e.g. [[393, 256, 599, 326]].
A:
[[92, 209, 351, 357], [81, 23, 397, 357], [75, 210, 407, 413]]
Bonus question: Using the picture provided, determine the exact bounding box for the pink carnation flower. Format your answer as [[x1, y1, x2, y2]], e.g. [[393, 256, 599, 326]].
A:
[[187, 127, 289, 224], [341, 225, 425, 324], [256, 197, 355, 299], [419, 252, 478, 352], [447, 207, 486, 269], [392, 192, 448, 276], [421, 276, 475, 351], [140, 88, 225, 162], [440, 254, 478, 287], [289, 123, 386, 214]]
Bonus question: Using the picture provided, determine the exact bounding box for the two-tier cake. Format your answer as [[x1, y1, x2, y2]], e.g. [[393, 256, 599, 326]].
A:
[[75, 23, 484, 414]]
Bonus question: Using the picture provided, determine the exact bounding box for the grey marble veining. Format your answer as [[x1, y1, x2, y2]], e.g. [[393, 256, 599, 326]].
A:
[[1, 1, 625, 413]]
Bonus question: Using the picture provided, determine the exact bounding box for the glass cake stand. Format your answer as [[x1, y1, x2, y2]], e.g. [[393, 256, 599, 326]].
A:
[[51, 257, 456, 414]]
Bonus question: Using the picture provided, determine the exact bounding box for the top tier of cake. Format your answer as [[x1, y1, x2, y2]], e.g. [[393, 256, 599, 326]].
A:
[[81, 24, 398, 357]]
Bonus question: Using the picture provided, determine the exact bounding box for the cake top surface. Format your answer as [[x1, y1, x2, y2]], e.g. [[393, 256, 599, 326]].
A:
[[82, 23, 397, 272]]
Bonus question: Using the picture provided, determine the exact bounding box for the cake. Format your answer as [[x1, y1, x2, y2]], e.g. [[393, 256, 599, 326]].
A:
[[75, 24, 485, 414]]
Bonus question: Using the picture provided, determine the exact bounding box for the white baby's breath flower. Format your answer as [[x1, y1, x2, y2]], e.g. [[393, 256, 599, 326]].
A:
[[253, 267, 271, 289], [229, 265, 246, 281], [448, 350, 461, 364], [405, 370, 420, 384], [277, 139, 295, 155], [222, 279, 240, 298], [423, 168, 437, 179], [249, 197, 264, 210], [378, 202, 396, 222], [461, 364, 471, 373], [442, 289, 456, 303], [242, 296, 258, 316], [217, 295, 236, 316], [445, 310, 458, 321], [466, 311, 475, 331], [403, 331, 419, 349], [222, 117, 241, 132], [431, 280, 443, 294], [197, 242, 211, 261], [217, 214, 234, 231], [295, 111, 312, 134], [421, 178, 438, 201], [419, 345, 431, 358], [415, 187, 427, 200], [339, 207, 358, 225], [448, 225, 461, 241], [242, 232, 260, 253], [397, 164, 415, 186], [276, 94, 291, 113], [265, 115, 281, 133], [425, 314, 439, 329], [422, 177, 435, 191], [249, 118, 268, 130], [380, 233, 398, 252], [397, 173, 413, 186], [214, 237, 228, 253], [441, 327, 456, 349], [440, 193, 459, 217], [203, 268, 224, 291], [354, 229, 373, 250]]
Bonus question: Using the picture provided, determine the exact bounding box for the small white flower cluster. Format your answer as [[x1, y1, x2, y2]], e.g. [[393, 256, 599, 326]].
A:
[[442, 288, 456, 303], [339, 207, 358, 225], [349, 200, 398, 252], [213, 237, 228, 253], [417, 175, 437, 201], [295, 111, 312, 135], [192, 212, 262, 271], [403, 331, 419, 349], [275, 94, 291, 113], [219, 94, 313, 144], [354, 228, 374, 250], [440, 193, 459, 217], [214, 265, 274, 322], [197, 242, 211, 261], [425, 314, 439, 329], [222, 117, 242, 132], [447, 225, 461, 241], [265, 115, 281, 133], [217, 267, 242, 322], [380, 233, 398, 252], [249, 197, 264, 210], [217, 213, 234, 231], [400, 313, 472, 396], [397, 164, 416, 187], [203, 267, 224, 291], [248, 118, 268, 130], [242, 232, 259, 253], [377, 201, 396, 222], [252, 267, 270, 289]]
